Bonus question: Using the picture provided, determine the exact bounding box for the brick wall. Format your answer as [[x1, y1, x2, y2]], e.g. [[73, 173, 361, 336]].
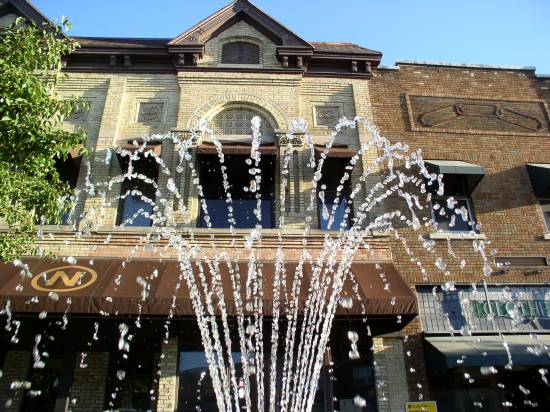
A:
[[156, 338, 179, 412], [373, 337, 408, 412], [70, 352, 109, 412], [369, 62, 550, 401], [0, 351, 30, 412]]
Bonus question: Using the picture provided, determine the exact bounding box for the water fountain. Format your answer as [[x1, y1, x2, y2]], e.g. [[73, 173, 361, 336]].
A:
[[1, 115, 547, 411]]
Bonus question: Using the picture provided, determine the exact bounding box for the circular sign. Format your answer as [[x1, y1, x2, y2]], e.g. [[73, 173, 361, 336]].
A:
[[30, 266, 98, 293]]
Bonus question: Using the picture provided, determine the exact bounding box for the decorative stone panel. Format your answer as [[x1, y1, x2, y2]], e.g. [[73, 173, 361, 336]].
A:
[[66, 101, 92, 123], [137, 102, 165, 124], [407, 94, 550, 135], [313, 104, 343, 127]]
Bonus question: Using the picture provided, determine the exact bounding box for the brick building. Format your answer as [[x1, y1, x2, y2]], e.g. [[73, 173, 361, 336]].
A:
[[0, 0, 550, 411]]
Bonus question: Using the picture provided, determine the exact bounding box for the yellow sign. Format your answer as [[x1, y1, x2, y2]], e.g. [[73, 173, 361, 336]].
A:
[[31, 266, 98, 293], [406, 401, 438, 412]]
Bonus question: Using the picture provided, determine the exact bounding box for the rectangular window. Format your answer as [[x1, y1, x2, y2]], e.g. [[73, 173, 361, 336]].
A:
[[47, 155, 81, 225], [429, 174, 477, 233], [317, 157, 353, 231], [539, 198, 550, 231], [198, 154, 275, 229], [116, 151, 159, 227]]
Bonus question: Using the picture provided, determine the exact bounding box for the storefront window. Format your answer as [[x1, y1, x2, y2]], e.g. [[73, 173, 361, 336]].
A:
[[428, 366, 550, 411], [331, 347, 378, 412], [178, 351, 243, 412], [104, 351, 155, 412]]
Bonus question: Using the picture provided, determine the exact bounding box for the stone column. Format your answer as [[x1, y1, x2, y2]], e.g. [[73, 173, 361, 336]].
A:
[[156, 338, 179, 412], [373, 337, 409, 412], [70, 352, 110, 412], [0, 351, 30, 412]]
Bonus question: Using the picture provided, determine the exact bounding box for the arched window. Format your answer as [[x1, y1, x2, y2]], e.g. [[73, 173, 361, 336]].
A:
[[221, 42, 260, 65], [211, 107, 274, 137]]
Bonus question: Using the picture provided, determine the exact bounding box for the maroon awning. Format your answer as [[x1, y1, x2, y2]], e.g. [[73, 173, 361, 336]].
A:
[[314, 145, 358, 158], [198, 144, 277, 155], [0, 259, 416, 317]]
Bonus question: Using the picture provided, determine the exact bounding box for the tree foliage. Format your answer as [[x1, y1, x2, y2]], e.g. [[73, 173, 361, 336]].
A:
[[0, 17, 86, 260]]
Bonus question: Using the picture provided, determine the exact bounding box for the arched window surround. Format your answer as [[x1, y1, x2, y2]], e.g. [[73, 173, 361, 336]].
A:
[[210, 104, 276, 140]]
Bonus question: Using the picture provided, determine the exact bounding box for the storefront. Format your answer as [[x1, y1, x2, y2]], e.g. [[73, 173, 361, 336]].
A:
[[0, 258, 416, 411], [418, 284, 550, 411]]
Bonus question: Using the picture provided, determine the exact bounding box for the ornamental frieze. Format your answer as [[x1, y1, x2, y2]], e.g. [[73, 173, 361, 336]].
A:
[[408, 94, 550, 135]]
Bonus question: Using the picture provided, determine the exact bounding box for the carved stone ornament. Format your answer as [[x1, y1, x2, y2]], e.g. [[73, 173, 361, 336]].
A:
[[418, 101, 543, 132], [281, 56, 289, 68], [315, 106, 340, 127], [138, 103, 164, 123], [66, 104, 90, 122], [279, 134, 303, 147]]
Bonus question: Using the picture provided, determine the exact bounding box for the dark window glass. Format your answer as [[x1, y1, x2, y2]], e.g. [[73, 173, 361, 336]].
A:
[[429, 174, 477, 232], [45, 156, 81, 225], [221, 42, 260, 64], [117, 152, 159, 227], [104, 351, 155, 412], [178, 351, 243, 412], [198, 154, 275, 229], [317, 157, 353, 230], [331, 343, 378, 411]]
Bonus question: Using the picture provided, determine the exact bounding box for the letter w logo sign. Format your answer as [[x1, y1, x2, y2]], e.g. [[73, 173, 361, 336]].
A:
[[45, 271, 87, 287], [31, 266, 98, 293]]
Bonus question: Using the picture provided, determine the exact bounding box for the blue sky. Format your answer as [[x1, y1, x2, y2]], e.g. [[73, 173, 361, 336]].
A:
[[33, 0, 550, 74]]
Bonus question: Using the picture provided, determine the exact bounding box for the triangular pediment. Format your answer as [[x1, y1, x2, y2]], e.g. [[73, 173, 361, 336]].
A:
[[168, 0, 311, 50]]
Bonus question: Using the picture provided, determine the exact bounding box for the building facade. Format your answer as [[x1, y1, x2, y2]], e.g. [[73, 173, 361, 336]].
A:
[[0, 0, 550, 411]]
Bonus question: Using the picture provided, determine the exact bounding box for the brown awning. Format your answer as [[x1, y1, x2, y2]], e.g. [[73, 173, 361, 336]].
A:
[[0, 259, 416, 317], [314, 145, 358, 158], [198, 144, 277, 155], [117, 143, 162, 156]]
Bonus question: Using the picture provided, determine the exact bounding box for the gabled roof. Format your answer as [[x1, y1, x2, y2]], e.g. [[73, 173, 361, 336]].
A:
[[1, 0, 52, 26], [168, 0, 312, 50]]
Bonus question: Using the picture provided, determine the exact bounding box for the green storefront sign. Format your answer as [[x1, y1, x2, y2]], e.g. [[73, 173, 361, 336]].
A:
[[471, 299, 550, 319]]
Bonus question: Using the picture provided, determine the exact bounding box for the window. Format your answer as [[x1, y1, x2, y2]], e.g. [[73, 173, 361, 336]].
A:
[[104, 350, 155, 412], [211, 107, 274, 137], [116, 150, 159, 227], [526, 164, 550, 232], [539, 199, 550, 230], [317, 157, 353, 231], [429, 174, 477, 233], [178, 351, 243, 412], [44, 155, 81, 225], [198, 153, 275, 229], [221, 42, 260, 65]]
